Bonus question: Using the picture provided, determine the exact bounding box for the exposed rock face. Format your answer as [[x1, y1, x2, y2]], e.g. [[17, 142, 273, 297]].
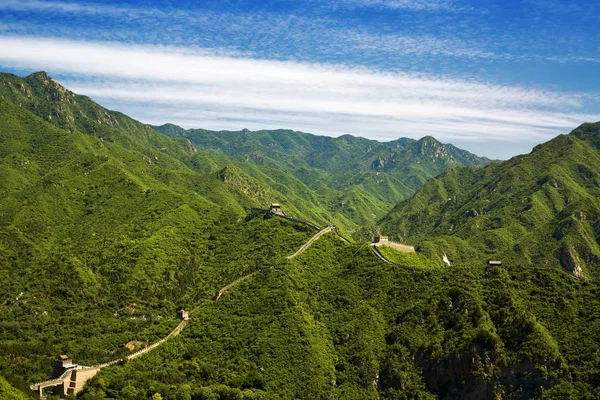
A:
[[186, 139, 197, 153], [381, 345, 502, 400], [413, 345, 561, 400], [1, 71, 122, 133], [417, 136, 454, 163], [443, 254, 451, 266], [559, 247, 585, 278], [372, 158, 385, 169], [499, 360, 557, 400]]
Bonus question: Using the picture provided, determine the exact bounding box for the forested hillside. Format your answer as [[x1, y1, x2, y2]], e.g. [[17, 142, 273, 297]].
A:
[[0, 72, 316, 394], [0, 72, 359, 229], [380, 122, 600, 280], [83, 235, 600, 399], [151, 124, 491, 228], [1, 72, 599, 400]]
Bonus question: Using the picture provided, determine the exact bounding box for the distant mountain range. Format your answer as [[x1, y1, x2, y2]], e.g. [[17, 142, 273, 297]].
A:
[[151, 123, 491, 228]]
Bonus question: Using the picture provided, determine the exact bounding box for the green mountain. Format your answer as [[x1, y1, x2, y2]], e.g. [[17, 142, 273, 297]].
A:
[[380, 122, 600, 280], [1, 71, 599, 400], [75, 234, 600, 400], [0, 71, 363, 229], [151, 124, 491, 229], [0, 71, 318, 393]]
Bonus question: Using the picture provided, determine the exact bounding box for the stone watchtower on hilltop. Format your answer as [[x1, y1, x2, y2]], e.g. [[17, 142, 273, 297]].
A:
[[52, 355, 75, 379], [270, 203, 285, 216], [177, 310, 190, 321], [373, 235, 389, 243]]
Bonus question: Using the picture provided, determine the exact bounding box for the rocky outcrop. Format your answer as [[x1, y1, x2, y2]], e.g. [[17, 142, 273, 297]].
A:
[[417, 136, 454, 163], [372, 158, 385, 169], [422, 346, 500, 400], [559, 246, 584, 278]]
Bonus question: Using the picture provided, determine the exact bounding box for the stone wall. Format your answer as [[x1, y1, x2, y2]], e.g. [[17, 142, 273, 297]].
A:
[[374, 237, 415, 253]]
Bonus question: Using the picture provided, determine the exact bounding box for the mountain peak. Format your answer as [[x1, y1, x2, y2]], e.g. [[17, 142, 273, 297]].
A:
[[149, 123, 187, 137], [26, 71, 50, 80], [0, 71, 131, 133], [570, 122, 600, 145], [417, 135, 440, 144], [24, 71, 64, 90], [415, 135, 451, 161], [382, 120, 600, 278], [22, 70, 75, 100]]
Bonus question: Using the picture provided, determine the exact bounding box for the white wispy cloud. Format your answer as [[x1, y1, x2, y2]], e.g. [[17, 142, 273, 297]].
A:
[[2, 0, 597, 66], [321, 0, 458, 11], [0, 0, 455, 14], [0, 36, 596, 158], [0, 0, 141, 16]]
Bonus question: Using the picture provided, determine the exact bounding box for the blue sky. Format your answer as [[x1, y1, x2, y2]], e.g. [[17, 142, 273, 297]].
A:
[[0, 0, 598, 158]]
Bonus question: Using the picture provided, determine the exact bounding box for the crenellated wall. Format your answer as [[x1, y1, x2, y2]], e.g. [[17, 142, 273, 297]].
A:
[[31, 319, 189, 398]]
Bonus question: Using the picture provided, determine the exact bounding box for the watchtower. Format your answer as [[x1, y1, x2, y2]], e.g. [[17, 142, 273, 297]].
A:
[[374, 235, 389, 243], [177, 310, 190, 321], [52, 355, 75, 379], [270, 203, 285, 216]]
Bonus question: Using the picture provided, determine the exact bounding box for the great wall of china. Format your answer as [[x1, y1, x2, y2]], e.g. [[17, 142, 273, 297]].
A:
[[30, 318, 190, 398], [30, 207, 407, 398], [286, 226, 333, 259], [30, 214, 353, 399]]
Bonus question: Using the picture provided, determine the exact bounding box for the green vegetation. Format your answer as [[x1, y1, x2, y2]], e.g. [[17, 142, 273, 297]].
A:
[[1, 71, 600, 399], [0, 377, 32, 400], [80, 235, 600, 400], [151, 125, 490, 230], [376, 245, 438, 268], [380, 122, 600, 280], [0, 71, 315, 394]]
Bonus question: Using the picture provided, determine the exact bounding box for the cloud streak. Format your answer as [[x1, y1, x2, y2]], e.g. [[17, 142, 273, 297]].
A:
[[0, 36, 597, 158], [0, 0, 145, 16], [0, 0, 455, 14], [1, 0, 599, 69], [320, 0, 458, 11]]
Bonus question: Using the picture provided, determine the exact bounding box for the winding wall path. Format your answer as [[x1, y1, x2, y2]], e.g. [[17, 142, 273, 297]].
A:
[[370, 243, 426, 272], [286, 226, 333, 259], [333, 228, 351, 244], [31, 217, 345, 398], [30, 318, 189, 397], [370, 243, 393, 264], [213, 272, 257, 301]]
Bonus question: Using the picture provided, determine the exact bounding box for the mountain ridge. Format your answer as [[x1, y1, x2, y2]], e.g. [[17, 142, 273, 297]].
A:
[[150, 123, 492, 228], [151, 123, 491, 169], [380, 121, 600, 279]]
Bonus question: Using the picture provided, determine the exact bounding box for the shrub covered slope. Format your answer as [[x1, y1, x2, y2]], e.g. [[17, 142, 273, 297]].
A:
[[84, 236, 600, 400], [380, 122, 600, 280], [0, 72, 316, 394], [151, 124, 491, 228]]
